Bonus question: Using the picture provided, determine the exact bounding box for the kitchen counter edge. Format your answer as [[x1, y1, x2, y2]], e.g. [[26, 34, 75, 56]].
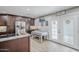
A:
[[0, 34, 30, 42]]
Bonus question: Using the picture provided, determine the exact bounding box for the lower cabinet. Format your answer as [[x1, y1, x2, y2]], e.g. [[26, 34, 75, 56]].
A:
[[0, 37, 30, 52], [16, 37, 30, 52], [7, 40, 17, 52]]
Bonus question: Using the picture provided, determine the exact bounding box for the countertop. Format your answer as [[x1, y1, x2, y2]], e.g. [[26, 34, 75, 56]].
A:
[[0, 34, 30, 42]]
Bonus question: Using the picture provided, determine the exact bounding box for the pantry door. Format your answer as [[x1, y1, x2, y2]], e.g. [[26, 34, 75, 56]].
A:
[[63, 16, 74, 44]]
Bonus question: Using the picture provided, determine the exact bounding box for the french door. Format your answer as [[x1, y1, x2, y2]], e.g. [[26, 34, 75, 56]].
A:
[[51, 16, 74, 44], [51, 20, 58, 40], [63, 16, 74, 44]]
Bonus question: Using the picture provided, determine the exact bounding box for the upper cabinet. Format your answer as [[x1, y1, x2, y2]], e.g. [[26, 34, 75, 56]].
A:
[[0, 15, 16, 34], [0, 14, 33, 35], [7, 16, 16, 34], [0, 15, 8, 26], [29, 18, 35, 26]]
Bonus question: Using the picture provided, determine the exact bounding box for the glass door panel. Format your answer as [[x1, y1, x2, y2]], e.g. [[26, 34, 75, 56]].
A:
[[63, 18, 74, 44], [52, 20, 58, 40]]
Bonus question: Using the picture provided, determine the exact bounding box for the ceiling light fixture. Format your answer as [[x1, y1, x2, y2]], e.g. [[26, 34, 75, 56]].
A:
[[26, 8, 30, 11]]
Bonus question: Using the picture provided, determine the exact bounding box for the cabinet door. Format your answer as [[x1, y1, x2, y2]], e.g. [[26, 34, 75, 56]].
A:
[[0, 16, 8, 35], [17, 37, 29, 52], [0, 16, 8, 26], [0, 40, 17, 52], [7, 16, 16, 34], [29, 19, 35, 26], [0, 41, 9, 52], [7, 40, 17, 52]]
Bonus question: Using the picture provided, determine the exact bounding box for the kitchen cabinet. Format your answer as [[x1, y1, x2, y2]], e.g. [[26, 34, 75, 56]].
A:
[[17, 37, 30, 52], [0, 14, 33, 35], [7, 16, 16, 34], [29, 18, 35, 26], [0, 15, 16, 34], [0, 15, 8, 26], [0, 37, 30, 52], [0, 15, 8, 35]]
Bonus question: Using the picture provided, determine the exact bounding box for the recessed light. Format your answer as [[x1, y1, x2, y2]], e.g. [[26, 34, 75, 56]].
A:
[[26, 8, 30, 11]]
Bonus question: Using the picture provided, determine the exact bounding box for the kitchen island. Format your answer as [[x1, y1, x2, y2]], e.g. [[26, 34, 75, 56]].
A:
[[0, 34, 30, 52]]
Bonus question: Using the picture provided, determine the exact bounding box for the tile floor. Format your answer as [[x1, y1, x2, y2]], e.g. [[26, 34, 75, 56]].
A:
[[30, 38, 78, 52]]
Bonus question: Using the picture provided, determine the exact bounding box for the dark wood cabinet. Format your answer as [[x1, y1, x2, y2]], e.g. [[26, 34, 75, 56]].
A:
[[7, 16, 16, 34], [17, 37, 29, 52], [7, 40, 17, 52], [0, 15, 8, 35], [0, 41, 9, 52], [0, 14, 35, 35], [0, 14, 32, 52], [0, 15, 16, 35], [0, 37, 30, 52], [29, 18, 35, 26], [0, 16, 8, 26]]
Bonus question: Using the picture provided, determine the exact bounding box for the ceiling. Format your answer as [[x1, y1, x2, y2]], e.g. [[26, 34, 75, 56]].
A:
[[0, 6, 75, 18]]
